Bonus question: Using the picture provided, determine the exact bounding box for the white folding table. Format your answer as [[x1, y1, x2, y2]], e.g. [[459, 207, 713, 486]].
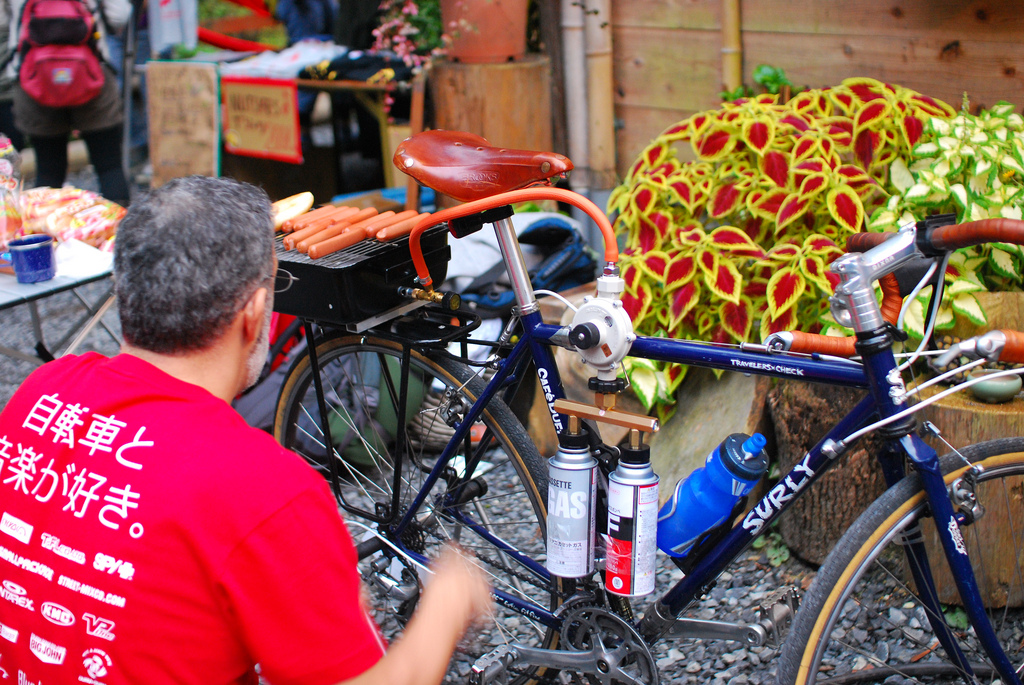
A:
[[0, 242, 118, 365]]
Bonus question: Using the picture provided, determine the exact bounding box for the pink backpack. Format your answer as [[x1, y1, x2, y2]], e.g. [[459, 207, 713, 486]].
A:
[[15, 0, 105, 108]]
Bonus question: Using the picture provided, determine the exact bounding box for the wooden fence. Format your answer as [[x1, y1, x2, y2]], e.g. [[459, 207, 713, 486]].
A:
[[612, 0, 1024, 177]]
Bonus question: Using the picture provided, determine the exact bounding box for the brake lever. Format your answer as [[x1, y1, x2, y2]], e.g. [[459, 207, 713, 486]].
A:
[[934, 330, 1008, 367]]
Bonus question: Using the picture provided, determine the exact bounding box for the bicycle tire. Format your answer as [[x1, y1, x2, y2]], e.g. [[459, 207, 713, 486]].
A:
[[273, 333, 564, 683], [778, 437, 1024, 685]]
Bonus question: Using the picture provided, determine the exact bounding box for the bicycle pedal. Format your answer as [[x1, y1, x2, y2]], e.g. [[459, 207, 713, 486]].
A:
[[470, 644, 519, 685], [756, 586, 799, 648]]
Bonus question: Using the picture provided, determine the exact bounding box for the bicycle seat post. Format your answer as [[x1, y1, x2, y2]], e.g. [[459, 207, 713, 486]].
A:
[[492, 214, 540, 316]]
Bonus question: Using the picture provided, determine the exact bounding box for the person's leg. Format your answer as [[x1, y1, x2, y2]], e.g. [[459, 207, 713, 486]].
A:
[[0, 99, 26, 150], [81, 125, 130, 205], [31, 134, 71, 189]]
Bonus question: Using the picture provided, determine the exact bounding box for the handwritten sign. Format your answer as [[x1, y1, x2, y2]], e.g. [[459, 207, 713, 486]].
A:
[[221, 76, 302, 164], [147, 61, 220, 187]]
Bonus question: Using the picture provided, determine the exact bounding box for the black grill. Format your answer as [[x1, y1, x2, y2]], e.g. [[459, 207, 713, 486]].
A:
[[273, 224, 450, 326]]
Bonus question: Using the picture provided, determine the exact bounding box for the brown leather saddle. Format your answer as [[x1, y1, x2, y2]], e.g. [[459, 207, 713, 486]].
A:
[[393, 130, 573, 203]]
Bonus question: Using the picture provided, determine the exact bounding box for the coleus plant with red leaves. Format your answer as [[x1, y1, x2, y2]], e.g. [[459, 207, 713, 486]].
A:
[[607, 77, 955, 415]]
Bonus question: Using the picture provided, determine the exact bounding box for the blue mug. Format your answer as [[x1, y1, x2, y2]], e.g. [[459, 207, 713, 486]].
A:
[[1, 234, 56, 283]]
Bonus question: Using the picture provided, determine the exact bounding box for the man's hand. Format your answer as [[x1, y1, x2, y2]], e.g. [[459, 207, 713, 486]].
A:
[[423, 545, 492, 629], [340, 545, 493, 685]]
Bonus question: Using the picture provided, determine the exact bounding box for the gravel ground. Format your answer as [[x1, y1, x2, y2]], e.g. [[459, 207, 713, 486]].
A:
[[643, 549, 815, 685], [350, 440, 820, 685], [5, 163, 989, 685]]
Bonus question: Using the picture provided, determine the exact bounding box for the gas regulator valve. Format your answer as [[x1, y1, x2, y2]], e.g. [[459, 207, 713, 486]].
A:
[[568, 274, 635, 377]]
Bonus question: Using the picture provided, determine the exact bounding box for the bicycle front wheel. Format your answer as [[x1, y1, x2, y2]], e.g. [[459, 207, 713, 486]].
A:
[[779, 437, 1024, 685], [273, 334, 563, 683]]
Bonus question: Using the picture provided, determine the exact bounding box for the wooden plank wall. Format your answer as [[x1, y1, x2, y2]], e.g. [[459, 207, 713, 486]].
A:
[[612, 0, 1024, 178]]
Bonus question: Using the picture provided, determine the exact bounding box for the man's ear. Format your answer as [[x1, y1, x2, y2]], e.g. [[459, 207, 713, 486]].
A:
[[241, 286, 268, 344]]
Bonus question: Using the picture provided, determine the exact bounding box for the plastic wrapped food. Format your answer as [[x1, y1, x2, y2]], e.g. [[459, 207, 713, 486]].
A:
[[0, 135, 22, 249], [20, 186, 125, 250]]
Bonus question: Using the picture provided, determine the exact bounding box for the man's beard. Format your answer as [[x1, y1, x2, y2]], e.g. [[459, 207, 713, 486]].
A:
[[243, 289, 274, 391]]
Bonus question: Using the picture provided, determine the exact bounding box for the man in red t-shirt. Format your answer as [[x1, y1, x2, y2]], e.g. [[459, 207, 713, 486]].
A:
[[0, 176, 489, 684]]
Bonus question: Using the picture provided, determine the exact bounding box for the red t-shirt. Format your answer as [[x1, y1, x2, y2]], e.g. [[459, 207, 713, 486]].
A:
[[0, 353, 385, 684]]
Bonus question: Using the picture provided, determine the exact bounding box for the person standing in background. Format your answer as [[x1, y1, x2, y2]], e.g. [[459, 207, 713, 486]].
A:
[[106, 0, 149, 169], [0, 32, 23, 150], [0, 0, 132, 206]]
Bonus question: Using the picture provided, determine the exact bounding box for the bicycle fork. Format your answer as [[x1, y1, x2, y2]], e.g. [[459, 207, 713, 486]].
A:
[[902, 433, 1023, 685]]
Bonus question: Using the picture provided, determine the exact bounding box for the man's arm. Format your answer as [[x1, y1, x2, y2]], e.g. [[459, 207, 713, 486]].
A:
[[339, 547, 492, 685]]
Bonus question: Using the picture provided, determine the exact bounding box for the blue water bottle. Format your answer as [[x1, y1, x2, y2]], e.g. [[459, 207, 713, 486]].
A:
[[656, 433, 769, 558]]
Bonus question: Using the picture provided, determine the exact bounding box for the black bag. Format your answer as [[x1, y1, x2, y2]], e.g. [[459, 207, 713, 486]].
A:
[[459, 218, 597, 318]]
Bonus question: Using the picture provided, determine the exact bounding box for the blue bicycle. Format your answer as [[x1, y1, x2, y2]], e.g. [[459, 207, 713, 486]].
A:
[[273, 130, 1024, 685]]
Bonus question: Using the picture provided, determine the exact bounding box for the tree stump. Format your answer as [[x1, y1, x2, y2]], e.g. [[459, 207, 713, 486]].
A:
[[769, 382, 886, 566], [431, 56, 552, 150]]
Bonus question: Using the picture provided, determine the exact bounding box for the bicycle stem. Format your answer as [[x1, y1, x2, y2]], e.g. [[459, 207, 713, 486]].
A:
[[829, 223, 918, 332]]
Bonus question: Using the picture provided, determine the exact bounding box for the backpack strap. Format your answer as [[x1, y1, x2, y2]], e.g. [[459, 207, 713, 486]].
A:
[[90, 0, 113, 39], [82, 0, 114, 70]]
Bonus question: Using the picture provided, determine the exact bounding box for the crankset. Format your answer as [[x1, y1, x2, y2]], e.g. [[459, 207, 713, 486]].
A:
[[470, 604, 658, 685]]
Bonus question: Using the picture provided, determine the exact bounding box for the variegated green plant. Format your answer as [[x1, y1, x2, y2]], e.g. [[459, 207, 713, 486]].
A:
[[608, 78, 956, 416], [865, 102, 1024, 339]]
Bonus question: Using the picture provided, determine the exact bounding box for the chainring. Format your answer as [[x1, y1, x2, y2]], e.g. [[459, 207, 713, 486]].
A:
[[559, 604, 659, 685]]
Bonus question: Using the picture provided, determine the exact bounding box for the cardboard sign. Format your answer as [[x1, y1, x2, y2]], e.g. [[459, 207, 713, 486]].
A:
[[221, 77, 303, 165], [147, 61, 220, 187]]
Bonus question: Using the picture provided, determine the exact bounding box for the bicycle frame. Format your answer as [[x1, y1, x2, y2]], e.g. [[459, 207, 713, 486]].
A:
[[348, 214, 1021, 684]]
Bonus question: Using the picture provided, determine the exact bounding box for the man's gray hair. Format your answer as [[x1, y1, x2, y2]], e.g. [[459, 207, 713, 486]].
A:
[[114, 176, 275, 354]]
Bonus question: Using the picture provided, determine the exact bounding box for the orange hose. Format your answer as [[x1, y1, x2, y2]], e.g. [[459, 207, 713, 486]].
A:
[[409, 188, 618, 288]]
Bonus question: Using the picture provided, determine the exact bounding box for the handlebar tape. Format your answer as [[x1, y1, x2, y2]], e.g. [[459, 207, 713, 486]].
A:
[[877, 273, 902, 324], [408, 187, 619, 289], [929, 218, 1024, 251], [999, 329, 1024, 364], [847, 219, 1024, 255], [783, 273, 902, 357], [846, 232, 892, 252]]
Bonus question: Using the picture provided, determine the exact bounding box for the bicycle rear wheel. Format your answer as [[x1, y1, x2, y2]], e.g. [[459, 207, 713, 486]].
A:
[[273, 333, 563, 683], [778, 437, 1024, 685]]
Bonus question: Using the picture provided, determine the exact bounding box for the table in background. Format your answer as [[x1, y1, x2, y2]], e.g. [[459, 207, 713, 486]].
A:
[[0, 265, 118, 366]]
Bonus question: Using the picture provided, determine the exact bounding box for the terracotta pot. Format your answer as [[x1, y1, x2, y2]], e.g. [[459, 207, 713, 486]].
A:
[[440, 0, 529, 64]]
